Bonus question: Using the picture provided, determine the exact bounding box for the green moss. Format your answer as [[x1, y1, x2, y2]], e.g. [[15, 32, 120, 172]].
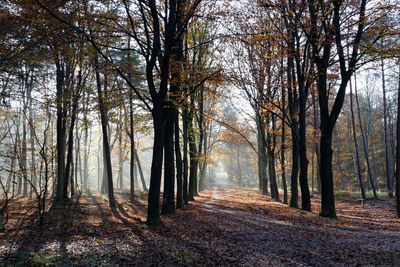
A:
[[30, 252, 56, 266], [145, 217, 165, 227]]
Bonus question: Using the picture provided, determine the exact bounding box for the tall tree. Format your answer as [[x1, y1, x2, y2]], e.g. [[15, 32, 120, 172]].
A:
[[308, 0, 370, 217]]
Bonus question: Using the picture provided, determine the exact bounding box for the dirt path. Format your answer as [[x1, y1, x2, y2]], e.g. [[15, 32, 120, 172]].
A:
[[184, 184, 400, 266], [1, 184, 400, 266]]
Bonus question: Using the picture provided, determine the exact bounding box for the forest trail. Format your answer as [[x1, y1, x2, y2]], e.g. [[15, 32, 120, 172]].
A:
[[2, 185, 400, 266]]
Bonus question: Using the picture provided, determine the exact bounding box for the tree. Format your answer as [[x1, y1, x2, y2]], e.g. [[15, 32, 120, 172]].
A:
[[396, 61, 400, 217], [308, 0, 372, 217]]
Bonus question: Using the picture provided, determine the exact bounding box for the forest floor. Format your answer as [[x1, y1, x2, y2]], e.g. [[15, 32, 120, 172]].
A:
[[1, 184, 400, 266]]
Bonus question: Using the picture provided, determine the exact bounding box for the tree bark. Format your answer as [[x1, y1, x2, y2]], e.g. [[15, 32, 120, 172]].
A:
[[134, 149, 147, 191], [188, 109, 198, 201], [146, 110, 166, 226], [182, 103, 189, 205], [95, 58, 115, 208], [395, 62, 400, 217], [162, 109, 175, 214], [287, 55, 299, 209], [83, 91, 89, 192], [350, 79, 366, 200], [175, 109, 184, 209], [354, 74, 377, 198], [257, 116, 268, 195], [267, 114, 279, 201], [382, 57, 394, 198], [55, 61, 67, 202], [281, 111, 288, 204]]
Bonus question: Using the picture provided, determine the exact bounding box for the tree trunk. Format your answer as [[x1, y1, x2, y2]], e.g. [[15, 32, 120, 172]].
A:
[[382, 57, 394, 198], [257, 121, 266, 192], [197, 87, 206, 192], [395, 62, 400, 217], [29, 91, 36, 198], [312, 92, 321, 193], [257, 116, 269, 195], [146, 110, 165, 226], [350, 79, 366, 200], [83, 94, 89, 191], [298, 82, 311, 211], [281, 125, 288, 204], [95, 59, 115, 208], [319, 126, 336, 218], [162, 109, 175, 215], [182, 105, 189, 204], [281, 87, 288, 204], [118, 118, 124, 190], [188, 109, 198, 201], [134, 149, 147, 191], [55, 62, 66, 202], [175, 109, 184, 209], [354, 74, 377, 198], [129, 119, 134, 202], [237, 145, 243, 185], [70, 153, 75, 197], [267, 115, 279, 201], [22, 115, 28, 197], [63, 93, 79, 200], [128, 38, 135, 201], [199, 124, 208, 191], [289, 124, 299, 209], [287, 53, 299, 208]]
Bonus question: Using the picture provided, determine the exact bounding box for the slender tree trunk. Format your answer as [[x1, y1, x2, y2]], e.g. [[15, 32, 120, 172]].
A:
[[128, 37, 135, 202], [22, 115, 28, 197], [175, 109, 184, 209], [395, 62, 400, 217], [97, 142, 101, 192], [13, 115, 20, 196], [237, 145, 243, 185], [350, 79, 366, 199], [188, 109, 198, 201], [199, 123, 209, 191], [134, 149, 147, 191], [298, 89, 311, 211], [257, 117, 268, 195], [182, 104, 189, 205], [17, 117, 22, 195], [74, 131, 80, 193], [382, 57, 394, 198], [129, 97, 135, 201], [101, 133, 108, 195], [281, 120, 288, 204], [64, 93, 79, 200], [95, 59, 115, 208], [367, 99, 379, 191], [287, 53, 299, 208], [70, 153, 75, 197], [354, 75, 377, 198], [55, 62, 66, 202], [312, 92, 321, 193], [78, 139, 83, 188], [267, 115, 279, 201], [197, 88, 206, 191], [83, 96, 89, 191], [289, 125, 299, 208], [29, 99, 36, 198], [118, 117, 124, 190]]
